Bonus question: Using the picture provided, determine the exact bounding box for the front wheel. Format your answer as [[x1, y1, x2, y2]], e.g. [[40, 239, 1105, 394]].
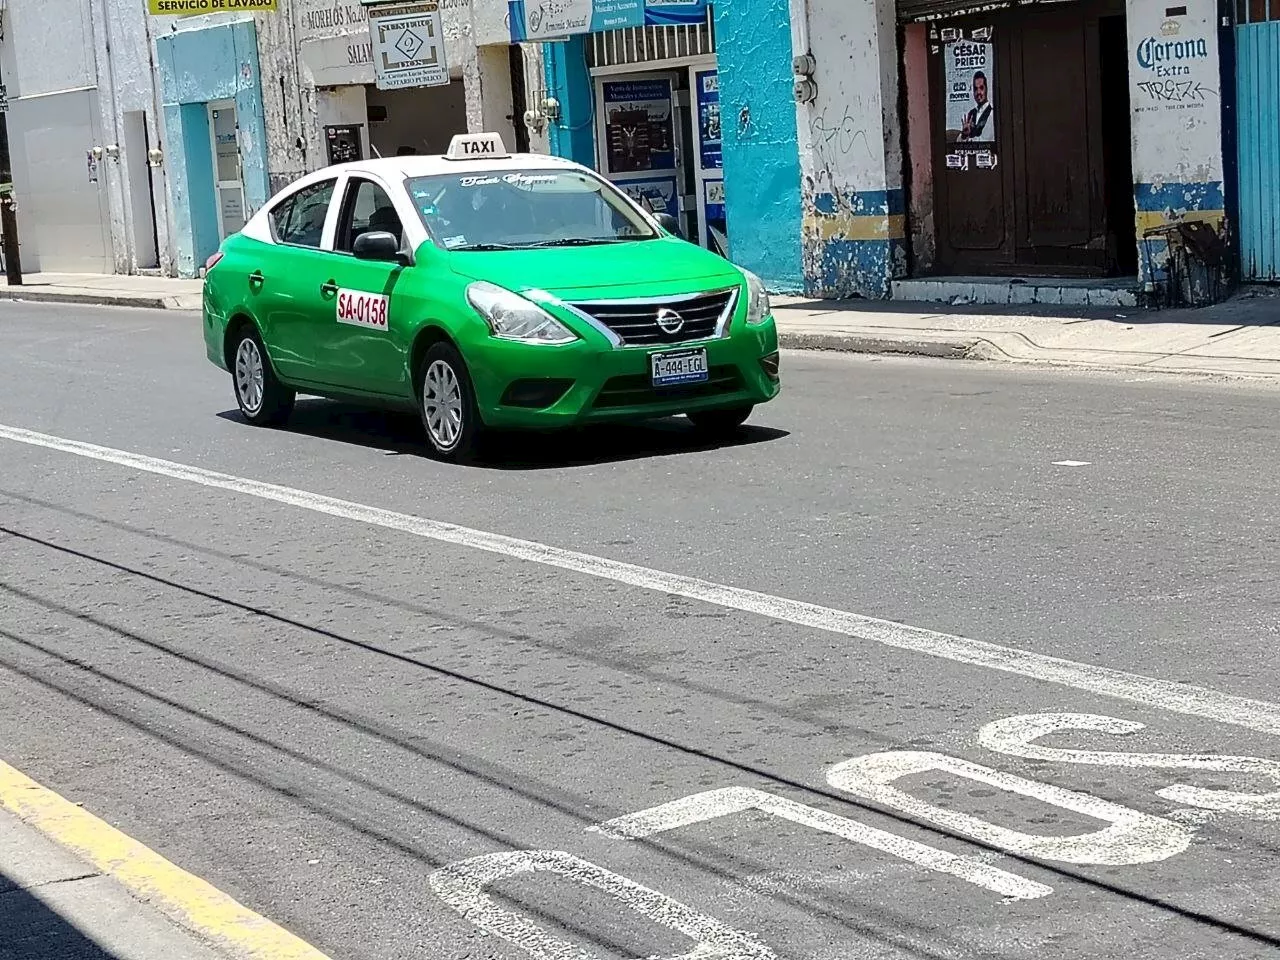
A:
[[418, 342, 484, 462], [232, 327, 294, 427], [687, 404, 754, 436]]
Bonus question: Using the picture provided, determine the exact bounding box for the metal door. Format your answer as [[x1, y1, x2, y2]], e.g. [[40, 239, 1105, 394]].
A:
[[1236, 11, 1280, 281], [209, 101, 246, 239]]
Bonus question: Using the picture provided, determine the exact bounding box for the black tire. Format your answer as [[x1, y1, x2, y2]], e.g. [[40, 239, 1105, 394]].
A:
[[687, 404, 754, 436], [417, 341, 485, 462], [230, 325, 294, 427]]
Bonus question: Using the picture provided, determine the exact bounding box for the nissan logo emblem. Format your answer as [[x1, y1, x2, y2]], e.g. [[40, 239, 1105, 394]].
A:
[[656, 308, 685, 335]]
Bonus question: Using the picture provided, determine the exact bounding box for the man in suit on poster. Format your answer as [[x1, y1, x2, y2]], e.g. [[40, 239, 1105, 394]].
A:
[[961, 71, 994, 141]]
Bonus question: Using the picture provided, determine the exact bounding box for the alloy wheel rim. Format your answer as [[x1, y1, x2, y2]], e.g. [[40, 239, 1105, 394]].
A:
[[423, 359, 463, 450], [235, 338, 265, 415]]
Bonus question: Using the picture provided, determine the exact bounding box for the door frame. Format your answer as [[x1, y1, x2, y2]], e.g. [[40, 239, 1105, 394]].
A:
[[208, 99, 246, 241], [686, 59, 724, 254]]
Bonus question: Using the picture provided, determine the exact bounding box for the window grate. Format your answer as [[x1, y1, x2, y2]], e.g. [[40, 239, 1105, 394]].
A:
[[587, 9, 716, 68]]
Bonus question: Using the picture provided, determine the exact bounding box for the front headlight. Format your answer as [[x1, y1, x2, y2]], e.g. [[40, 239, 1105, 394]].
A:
[[743, 270, 771, 325], [466, 282, 578, 345]]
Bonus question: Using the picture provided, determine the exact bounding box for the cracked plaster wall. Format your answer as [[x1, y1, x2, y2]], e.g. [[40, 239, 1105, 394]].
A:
[[714, 0, 803, 292], [793, 0, 905, 299], [1126, 0, 1226, 287]]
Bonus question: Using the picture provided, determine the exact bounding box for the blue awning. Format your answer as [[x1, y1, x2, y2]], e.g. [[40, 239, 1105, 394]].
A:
[[509, 0, 708, 42]]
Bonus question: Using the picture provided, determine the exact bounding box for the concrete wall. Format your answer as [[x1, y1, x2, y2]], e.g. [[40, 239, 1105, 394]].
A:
[[792, 0, 905, 299], [1, 0, 110, 273], [155, 17, 269, 276], [1125, 0, 1226, 289], [715, 0, 803, 292]]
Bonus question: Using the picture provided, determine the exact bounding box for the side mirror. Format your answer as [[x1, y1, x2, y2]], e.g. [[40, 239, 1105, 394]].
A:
[[353, 230, 403, 263], [654, 212, 683, 239]]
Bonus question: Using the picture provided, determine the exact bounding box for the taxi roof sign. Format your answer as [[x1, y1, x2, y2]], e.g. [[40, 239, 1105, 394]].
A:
[[444, 133, 510, 161]]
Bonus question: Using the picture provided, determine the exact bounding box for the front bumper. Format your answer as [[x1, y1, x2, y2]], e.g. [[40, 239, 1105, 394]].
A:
[[467, 319, 781, 428]]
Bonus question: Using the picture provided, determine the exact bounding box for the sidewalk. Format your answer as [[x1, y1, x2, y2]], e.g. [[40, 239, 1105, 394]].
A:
[[773, 286, 1280, 379], [0, 272, 203, 310], [0, 807, 225, 960], [5, 271, 1280, 379]]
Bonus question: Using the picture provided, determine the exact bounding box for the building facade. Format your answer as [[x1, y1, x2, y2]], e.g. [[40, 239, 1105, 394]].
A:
[[3, 0, 1274, 300], [540, 0, 1253, 305], [532, 0, 805, 293], [0, 0, 547, 277]]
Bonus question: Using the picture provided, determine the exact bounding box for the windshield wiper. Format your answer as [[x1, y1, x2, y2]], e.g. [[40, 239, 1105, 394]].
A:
[[522, 237, 634, 248], [453, 242, 521, 251]]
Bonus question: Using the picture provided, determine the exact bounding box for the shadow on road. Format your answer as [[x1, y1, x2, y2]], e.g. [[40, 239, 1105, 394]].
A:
[[218, 399, 790, 469], [0, 872, 120, 960]]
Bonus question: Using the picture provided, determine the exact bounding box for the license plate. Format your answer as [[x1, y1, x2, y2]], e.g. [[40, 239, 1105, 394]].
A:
[[651, 348, 709, 387]]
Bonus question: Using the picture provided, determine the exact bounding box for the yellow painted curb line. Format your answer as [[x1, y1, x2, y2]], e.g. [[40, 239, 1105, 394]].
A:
[[0, 759, 333, 960]]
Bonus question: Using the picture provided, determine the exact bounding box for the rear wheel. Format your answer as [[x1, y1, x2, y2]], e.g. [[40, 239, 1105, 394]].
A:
[[687, 404, 754, 436], [231, 326, 294, 427], [418, 341, 484, 462]]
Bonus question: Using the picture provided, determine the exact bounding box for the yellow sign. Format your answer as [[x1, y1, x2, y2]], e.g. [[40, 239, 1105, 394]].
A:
[[148, 0, 276, 15]]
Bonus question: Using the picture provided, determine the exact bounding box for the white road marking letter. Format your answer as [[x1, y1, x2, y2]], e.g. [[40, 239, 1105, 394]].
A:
[[980, 713, 1280, 821], [591, 786, 1050, 901], [828, 752, 1192, 866], [428, 849, 775, 960]]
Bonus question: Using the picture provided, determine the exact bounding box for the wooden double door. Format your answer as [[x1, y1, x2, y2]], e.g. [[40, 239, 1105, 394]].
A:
[[929, 0, 1137, 276]]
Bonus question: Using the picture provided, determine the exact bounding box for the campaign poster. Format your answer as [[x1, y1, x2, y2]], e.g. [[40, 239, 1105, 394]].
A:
[[602, 78, 675, 173], [695, 69, 722, 170], [942, 26, 998, 172]]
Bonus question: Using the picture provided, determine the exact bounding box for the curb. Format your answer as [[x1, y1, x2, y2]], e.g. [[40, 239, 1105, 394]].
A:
[[777, 330, 996, 360], [0, 289, 201, 311]]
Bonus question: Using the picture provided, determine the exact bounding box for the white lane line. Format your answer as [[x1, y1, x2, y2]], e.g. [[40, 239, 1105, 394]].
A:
[[4, 422, 1280, 737]]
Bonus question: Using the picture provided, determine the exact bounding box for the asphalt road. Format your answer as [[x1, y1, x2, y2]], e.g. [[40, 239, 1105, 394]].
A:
[[3, 301, 1280, 960]]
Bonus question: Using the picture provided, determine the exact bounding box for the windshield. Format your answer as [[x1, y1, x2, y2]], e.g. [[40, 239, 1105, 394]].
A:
[[406, 169, 658, 251]]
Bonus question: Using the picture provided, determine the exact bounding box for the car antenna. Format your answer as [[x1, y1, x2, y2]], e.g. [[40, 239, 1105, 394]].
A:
[[370, 144, 383, 158]]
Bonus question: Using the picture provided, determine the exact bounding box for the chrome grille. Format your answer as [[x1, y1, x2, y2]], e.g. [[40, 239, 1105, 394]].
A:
[[570, 289, 737, 347]]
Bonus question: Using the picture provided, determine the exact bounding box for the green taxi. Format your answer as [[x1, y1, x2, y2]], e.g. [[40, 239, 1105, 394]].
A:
[[202, 133, 780, 461]]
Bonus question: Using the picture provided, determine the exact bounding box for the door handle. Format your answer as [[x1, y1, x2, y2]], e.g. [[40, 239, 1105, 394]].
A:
[[320, 280, 338, 297], [248, 270, 264, 289]]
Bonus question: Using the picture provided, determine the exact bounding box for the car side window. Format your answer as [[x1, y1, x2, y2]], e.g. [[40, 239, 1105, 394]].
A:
[[275, 179, 336, 248], [337, 179, 404, 253]]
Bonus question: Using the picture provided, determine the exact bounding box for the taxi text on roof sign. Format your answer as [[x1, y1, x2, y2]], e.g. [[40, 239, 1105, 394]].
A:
[[445, 133, 510, 161], [148, 0, 275, 14]]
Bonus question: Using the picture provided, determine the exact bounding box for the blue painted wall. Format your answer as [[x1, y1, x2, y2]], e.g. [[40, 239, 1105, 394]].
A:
[[540, 1, 802, 291], [714, 0, 803, 293], [543, 36, 597, 168], [156, 18, 268, 277]]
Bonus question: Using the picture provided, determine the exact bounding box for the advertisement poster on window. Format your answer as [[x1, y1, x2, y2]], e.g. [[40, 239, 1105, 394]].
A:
[[619, 176, 679, 217], [602, 79, 675, 173], [941, 26, 998, 172], [695, 69, 722, 170], [703, 178, 727, 256]]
